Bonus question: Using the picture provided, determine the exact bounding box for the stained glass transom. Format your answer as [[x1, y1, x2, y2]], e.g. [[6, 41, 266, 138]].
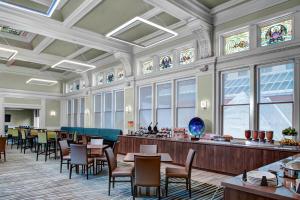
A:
[[106, 72, 114, 83], [224, 32, 249, 55], [260, 19, 292, 47], [117, 69, 124, 80], [159, 55, 173, 70], [142, 60, 153, 74], [96, 73, 103, 85], [180, 48, 195, 65]]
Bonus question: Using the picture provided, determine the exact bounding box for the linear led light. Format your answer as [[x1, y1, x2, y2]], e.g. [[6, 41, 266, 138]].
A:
[[51, 60, 96, 73], [0, 47, 18, 61], [0, 0, 60, 17], [106, 16, 178, 48], [26, 78, 58, 86]]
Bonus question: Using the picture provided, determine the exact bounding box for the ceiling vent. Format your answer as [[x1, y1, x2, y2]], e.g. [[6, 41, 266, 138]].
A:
[[0, 0, 60, 17], [106, 17, 178, 48], [0, 47, 17, 61], [26, 78, 58, 86], [51, 60, 96, 73]]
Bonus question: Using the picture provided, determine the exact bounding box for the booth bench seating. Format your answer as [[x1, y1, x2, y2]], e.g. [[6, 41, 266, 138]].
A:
[[60, 127, 122, 143]]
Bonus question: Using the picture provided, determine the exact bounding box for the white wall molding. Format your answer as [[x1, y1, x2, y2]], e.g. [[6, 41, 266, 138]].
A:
[[0, 88, 62, 100]]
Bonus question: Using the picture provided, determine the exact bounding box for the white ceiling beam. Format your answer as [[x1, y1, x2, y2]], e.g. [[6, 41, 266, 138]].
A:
[[143, 0, 196, 22], [33, 38, 55, 54], [33, 0, 103, 54], [0, 4, 131, 53]]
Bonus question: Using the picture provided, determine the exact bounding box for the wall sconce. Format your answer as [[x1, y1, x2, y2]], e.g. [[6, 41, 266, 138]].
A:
[[200, 100, 208, 110], [50, 111, 56, 116], [125, 105, 132, 113]]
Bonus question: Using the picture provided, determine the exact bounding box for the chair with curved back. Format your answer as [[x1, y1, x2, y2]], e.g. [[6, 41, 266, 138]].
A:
[[165, 149, 196, 198], [0, 137, 7, 161], [58, 140, 70, 173], [140, 145, 157, 154], [96, 141, 119, 172], [105, 147, 133, 195], [133, 155, 161, 199], [69, 144, 94, 180]]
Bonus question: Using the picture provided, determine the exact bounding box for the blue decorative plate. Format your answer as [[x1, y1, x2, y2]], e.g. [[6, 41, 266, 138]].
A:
[[188, 117, 205, 137]]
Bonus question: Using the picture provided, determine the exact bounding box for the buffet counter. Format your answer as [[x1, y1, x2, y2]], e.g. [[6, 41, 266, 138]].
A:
[[222, 154, 300, 200], [119, 135, 300, 175]]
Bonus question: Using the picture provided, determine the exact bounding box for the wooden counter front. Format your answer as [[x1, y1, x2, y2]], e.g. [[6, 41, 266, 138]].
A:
[[119, 135, 300, 175]]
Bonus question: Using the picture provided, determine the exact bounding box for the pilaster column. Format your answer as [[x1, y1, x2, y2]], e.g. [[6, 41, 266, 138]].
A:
[[114, 52, 133, 77], [0, 97, 4, 135], [40, 98, 46, 128]]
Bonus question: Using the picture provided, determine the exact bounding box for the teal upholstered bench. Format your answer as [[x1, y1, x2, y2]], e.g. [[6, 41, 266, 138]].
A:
[[60, 127, 122, 142]]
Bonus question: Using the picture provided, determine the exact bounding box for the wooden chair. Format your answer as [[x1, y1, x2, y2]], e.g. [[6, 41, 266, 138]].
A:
[[133, 155, 161, 199], [69, 144, 94, 180], [58, 140, 70, 173], [0, 137, 7, 161], [96, 141, 119, 172], [140, 144, 157, 154], [165, 149, 196, 198], [105, 147, 133, 195]]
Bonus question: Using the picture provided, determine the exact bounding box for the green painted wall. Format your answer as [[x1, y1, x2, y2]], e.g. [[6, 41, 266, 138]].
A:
[[5, 109, 34, 127], [197, 74, 213, 132], [0, 73, 61, 93], [4, 97, 41, 105], [215, 0, 300, 32], [45, 99, 60, 127]]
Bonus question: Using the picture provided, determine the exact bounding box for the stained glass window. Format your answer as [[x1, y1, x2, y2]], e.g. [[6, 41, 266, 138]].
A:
[[180, 48, 195, 65], [96, 73, 103, 85], [224, 32, 249, 55], [142, 60, 153, 74], [106, 72, 114, 83], [260, 19, 292, 46], [160, 55, 173, 70], [116, 69, 124, 80]]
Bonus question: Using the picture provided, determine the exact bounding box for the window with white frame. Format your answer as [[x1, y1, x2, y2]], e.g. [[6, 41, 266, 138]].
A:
[[73, 99, 78, 127], [104, 92, 113, 128], [156, 83, 172, 128], [258, 63, 294, 140], [114, 90, 124, 129], [67, 100, 72, 126], [179, 48, 195, 65], [94, 94, 102, 128], [176, 79, 196, 129], [139, 86, 152, 128], [221, 69, 250, 138], [80, 97, 85, 127]]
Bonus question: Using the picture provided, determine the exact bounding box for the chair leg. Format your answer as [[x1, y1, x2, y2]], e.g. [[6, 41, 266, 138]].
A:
[[186, 178, 189, 189], [4, 151, 6, 162], [158, 186, 161, 200], [112, 177, 115, 188], [60, 160, 62, 173], [189, 178, 192, 198], [86, 165, 89, 180], [24, 139, 27, 154], [36, 144, 39, 161], [108, 176, 111, 196], [133, 185, 137, 200], [69, 164, 73, 179], [130, 176, 133, 196], [45, 144, 48, 162], [165, 177, 168, 197]]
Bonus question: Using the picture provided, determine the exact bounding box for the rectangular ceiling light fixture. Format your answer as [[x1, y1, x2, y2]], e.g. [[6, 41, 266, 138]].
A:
[[0, 47, 18, 61], [51, 60, 96, 73], [0, 0, 60, 17], [106, 16, 178, 48], [26, 78, 58, 86]]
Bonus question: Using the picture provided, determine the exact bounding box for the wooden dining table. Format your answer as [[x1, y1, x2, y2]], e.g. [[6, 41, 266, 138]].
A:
[[123, 153, 173, 162]]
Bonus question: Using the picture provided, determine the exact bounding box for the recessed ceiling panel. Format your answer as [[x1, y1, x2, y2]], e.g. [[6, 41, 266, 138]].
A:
[[0, 0, 60, 17], [75, 0, 153, 35], [196, 0, 230, 9], [42, 39, 83, 57], [13, 60, 45, 69], [74, 49, 106, 61], [106, 17, 177, 48]]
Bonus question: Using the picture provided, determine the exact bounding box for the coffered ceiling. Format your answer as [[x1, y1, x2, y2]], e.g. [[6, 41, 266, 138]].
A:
[[0, 0, 248, 81]]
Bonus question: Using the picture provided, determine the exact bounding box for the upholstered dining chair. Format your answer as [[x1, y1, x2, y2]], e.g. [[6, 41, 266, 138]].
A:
[[69, 144, 94, 180], [96, 141, 119, 172], [0, 137, 7, 162], [58, 140, 70, 173], [165, 149, 196, 198], [140, 145, 158, 154], [133, 155, 161, 200], [105, 147, 133, 196]]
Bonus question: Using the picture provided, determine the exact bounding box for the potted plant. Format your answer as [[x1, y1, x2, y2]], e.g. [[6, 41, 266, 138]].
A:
[[282, 127, 297, 140]]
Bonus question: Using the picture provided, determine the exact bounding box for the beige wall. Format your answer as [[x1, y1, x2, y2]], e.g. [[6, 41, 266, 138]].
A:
[[197, 74, 214, 132], [0, 73, 61, 93], [5, 109, 34, 127], [4, 97, 41, 105], [45, 99, 61, 128]]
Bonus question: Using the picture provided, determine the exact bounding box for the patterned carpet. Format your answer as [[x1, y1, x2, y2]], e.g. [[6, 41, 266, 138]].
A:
[[0, 148, 223, 200]]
